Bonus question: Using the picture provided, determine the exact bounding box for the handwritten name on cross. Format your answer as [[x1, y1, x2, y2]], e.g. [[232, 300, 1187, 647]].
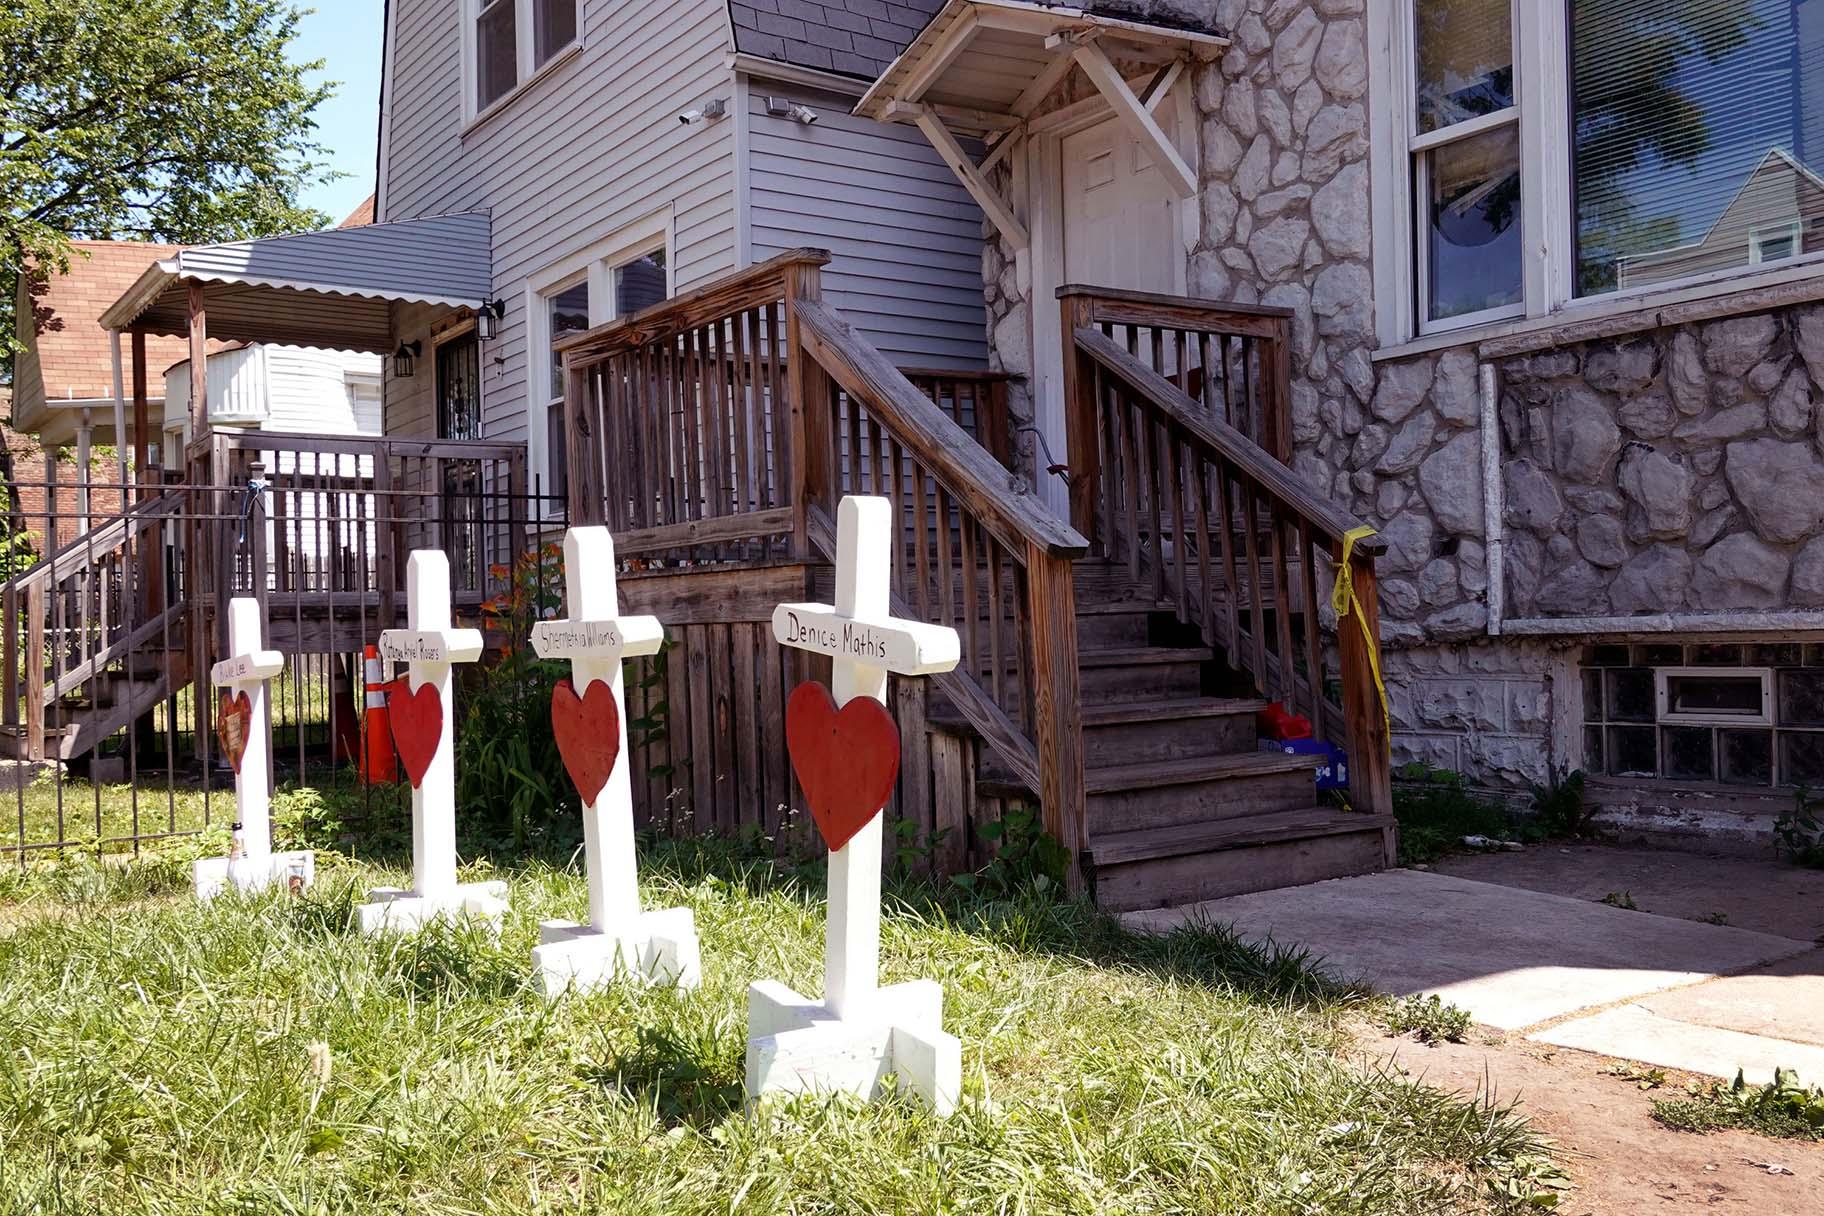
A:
[[771, 497, 959, 1019], [747, 495, 962, 1115], [525, 528, 699, 994], [359, 550, 503, 933], [193, 598, 313, 899]]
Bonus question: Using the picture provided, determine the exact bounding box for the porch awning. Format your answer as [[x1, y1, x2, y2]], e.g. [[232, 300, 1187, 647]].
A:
[[97, 211, 494, 353], [855, 1, 1227, 250]]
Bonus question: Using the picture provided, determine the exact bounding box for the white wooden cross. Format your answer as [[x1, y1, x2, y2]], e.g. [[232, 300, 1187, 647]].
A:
[[192, 597, 315, 900], [527, 526, 701, 995], [746, 494, 964, 1115], [356, 549, 509, 934]]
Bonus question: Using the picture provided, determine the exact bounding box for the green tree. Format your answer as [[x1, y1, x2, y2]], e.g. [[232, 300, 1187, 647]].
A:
[[2, 0, 336, 377]]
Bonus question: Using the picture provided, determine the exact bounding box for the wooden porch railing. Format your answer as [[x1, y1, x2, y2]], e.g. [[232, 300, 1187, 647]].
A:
[[1060, 288, 1393, 817], [559, 250, 1095, 877], [1, 488, 189, 761]]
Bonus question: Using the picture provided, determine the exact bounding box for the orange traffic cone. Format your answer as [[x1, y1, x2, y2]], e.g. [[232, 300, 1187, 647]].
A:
[[359, 645, 398, 784]]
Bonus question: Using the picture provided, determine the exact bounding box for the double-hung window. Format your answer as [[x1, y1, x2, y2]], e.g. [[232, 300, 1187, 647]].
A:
[[1377, 1, 1824, 345], [530, 233, 670, 508], [467, 0, 580, 118]]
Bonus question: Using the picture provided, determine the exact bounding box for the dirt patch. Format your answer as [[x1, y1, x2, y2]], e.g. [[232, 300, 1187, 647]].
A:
[[1431, 842, 1824, 941], [1359, 1026, 1824, 1214]]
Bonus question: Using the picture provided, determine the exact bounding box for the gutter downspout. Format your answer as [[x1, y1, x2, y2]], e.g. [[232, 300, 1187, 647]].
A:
[[1480, 361, 1504, 637]]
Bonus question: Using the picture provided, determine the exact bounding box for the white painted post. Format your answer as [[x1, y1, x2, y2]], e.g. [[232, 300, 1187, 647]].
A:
[[526, 527, 700, 995], [747, 495, 964, 1114], [356, 549, 508, 934], [192, 597, 314, 900]]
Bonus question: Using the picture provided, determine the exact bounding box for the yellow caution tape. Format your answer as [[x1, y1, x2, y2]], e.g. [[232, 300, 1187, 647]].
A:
[[1331, 525, 1391, 753]]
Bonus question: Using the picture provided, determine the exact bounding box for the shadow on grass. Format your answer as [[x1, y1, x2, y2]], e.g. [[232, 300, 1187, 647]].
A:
[[475, 831, 1371, 1014], [583, 1020, 748, 1130]]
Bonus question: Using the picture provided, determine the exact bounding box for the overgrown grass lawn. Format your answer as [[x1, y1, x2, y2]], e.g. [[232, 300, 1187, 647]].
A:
[[0, 844, 1551, 1213]]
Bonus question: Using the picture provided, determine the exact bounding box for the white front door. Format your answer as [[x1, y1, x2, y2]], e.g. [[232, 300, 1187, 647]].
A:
[[1028, 101, 1193, 515], [1060, 109, 1186, 295]]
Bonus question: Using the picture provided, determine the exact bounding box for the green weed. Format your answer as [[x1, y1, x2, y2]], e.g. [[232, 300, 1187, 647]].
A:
[[1653, 1069, 1824, 1141]]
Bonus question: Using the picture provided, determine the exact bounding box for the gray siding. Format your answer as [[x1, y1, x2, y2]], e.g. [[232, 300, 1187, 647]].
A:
[[382, 0, 741, 446], [744, 80, 989, 368]]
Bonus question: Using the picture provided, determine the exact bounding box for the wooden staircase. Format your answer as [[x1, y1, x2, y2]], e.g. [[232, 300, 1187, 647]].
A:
[[557, 251, 1395, 909], [969, 574, 1394, 910]]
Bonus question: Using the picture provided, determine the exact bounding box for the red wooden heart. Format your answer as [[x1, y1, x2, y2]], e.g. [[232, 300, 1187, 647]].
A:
[[388, 680, 444, 790], [785, 681, 901, 853], [215, 691, 252, 774], [551, 677, 622, 805]]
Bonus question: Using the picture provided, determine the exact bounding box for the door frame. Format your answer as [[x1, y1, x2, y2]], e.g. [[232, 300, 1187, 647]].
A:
[[1025, 75, 1198, 516]]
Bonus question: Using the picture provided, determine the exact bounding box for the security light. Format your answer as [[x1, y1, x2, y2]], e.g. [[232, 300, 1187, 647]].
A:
[[765, 97, 819, 125]]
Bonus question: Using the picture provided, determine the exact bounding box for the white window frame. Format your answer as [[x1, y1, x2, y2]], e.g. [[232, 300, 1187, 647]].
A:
[[1368, 0, 1824, 352], [1655, 667, 1774, 727], [1750, 220, 1803, 266], [460, 0, 583, 127], [523, 211, 674, 516]]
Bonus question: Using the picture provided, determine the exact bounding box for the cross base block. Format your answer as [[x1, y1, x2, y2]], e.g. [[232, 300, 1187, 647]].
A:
[[193, 850, 316, 901], [531, 907, 702, 997], [355, 881, 510, 935], [745, 978, 960, 1115]]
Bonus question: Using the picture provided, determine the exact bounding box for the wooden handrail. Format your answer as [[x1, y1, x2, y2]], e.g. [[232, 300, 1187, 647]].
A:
[[3, 489, 186, 594], [1064, 311, 1392, 819], [1073, 328, 1386, 556], [1059, 283, 1296, 334], [796, 300, 1087, 560], [795, 295, 1090, 888], [559, 248, 833, 364]]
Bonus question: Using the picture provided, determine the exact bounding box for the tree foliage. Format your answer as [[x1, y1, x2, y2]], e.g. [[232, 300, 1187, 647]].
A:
[[1, 0, 336, 374]]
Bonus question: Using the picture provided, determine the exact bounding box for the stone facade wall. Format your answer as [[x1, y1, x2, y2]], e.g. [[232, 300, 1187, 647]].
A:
[[1498, 308, 1824, 619]]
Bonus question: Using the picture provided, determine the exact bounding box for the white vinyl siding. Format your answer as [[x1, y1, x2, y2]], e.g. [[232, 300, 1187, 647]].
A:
[[743, 81, 990, 369], [383, 0, 740, 445]]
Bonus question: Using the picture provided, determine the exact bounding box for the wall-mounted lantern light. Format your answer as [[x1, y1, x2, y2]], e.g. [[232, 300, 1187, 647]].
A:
[[393, 340, 422, 378], [477, 299, 507, 341]]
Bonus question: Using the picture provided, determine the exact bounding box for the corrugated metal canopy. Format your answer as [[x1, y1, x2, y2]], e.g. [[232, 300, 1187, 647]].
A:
[[98, 211, 492, 354]]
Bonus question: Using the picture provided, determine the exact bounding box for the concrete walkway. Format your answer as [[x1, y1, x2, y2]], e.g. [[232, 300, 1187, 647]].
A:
[[1126, 869, 1824, 1083]]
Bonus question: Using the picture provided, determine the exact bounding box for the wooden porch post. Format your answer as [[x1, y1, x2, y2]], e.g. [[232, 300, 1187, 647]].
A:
[[187, 280, 209, 454], [782, 260, 829, 556], [1027, 544, 1088, 893], [130, 329, 150, 496], [1058, 292, 1100, 550], [1262, 317, 1294, 466], [1337, 550, 1393, 827], [565, 361, 603, 525]]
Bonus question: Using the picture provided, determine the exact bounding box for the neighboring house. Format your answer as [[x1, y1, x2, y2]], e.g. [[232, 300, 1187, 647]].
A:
[[1619, 150, 1824, 290]]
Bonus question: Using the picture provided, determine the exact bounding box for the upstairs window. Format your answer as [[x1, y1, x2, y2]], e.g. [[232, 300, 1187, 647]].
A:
[[1374, 0, 1824, 344], [467, 0, 581, 119]]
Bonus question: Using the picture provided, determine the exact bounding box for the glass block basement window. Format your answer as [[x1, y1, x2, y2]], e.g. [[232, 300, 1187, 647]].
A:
[[1583, 644, 1824, 787]]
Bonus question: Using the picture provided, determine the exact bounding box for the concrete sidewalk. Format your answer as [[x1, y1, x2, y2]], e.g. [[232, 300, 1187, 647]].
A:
[[1126, 869, 1824, 1083]]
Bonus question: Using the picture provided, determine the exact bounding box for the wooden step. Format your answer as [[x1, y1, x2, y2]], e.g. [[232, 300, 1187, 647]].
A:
[[1073, 601, 1163, 649], [1077, 645, 1208, 701], [1088, 809, 1398, 912], [1080, 697, 1264, 765], [1086, 750, 1319, 834]]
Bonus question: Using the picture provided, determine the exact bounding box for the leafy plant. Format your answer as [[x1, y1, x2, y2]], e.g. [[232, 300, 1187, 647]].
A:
[[1774, 790, 1824, 869], [1653, 1069, 1824, 1141], [1385, 994, 1472, 1044], [454, 542, 576, 852], [1530, 769, 1595, 838], [1392, 763, 1537, 864], [1599, 891, 1639, 911], [952, 804, 1070, 898]]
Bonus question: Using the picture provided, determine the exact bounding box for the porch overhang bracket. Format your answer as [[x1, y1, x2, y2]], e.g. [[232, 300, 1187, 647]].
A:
[[1069, 41, 1198, 199], [903, 103, 1030, 254]]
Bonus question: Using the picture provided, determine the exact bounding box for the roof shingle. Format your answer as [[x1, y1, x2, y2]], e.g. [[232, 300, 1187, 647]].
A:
[[727, 1, 1223, 80]]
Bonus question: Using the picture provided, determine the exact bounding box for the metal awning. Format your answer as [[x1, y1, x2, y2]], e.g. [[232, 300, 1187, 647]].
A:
[[98, 211, 493, 353], [856, 1, 1227, 252]]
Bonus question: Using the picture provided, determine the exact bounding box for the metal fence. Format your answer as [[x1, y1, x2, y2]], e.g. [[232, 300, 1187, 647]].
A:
[[0, 463, 566, 861]]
